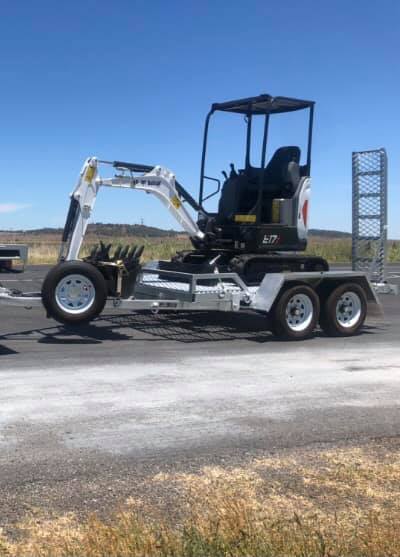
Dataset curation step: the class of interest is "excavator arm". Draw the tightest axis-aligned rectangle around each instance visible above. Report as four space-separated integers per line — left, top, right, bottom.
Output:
60 157 205 261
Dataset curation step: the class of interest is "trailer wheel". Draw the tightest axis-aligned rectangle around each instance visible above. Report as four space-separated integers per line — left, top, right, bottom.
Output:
42 261 107 325
271 285 320 340
320 283 367 337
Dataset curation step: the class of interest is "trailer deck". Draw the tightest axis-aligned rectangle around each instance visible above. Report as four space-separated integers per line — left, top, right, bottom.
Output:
0 265 382 321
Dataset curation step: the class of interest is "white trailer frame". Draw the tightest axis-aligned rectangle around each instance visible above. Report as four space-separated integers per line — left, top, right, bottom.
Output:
0 266 382 321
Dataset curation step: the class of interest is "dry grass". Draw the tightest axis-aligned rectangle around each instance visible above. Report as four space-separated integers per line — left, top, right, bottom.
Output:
0 233 191 265
1 232 399 265
2 440 400 556
307 236 400 263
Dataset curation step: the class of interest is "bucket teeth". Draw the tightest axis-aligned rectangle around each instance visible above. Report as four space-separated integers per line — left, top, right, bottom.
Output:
135 245 144 260
86 242 144 269
97 241 111 261
123 244 144 271
113 245 123 261
127 245 137 260
89 245 98 259
119 245 130 259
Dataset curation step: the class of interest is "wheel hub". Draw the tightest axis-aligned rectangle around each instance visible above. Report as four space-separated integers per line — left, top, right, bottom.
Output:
285 294 313 332
336 292 362 328
67 285 81 299
55 274 96 314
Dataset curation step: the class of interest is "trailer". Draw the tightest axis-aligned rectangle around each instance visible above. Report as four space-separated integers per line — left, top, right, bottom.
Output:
0 262 381 340
0 243 28 271
0 93 384 339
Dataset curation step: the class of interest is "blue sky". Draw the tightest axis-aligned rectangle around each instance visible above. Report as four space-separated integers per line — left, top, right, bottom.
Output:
0 0 399 237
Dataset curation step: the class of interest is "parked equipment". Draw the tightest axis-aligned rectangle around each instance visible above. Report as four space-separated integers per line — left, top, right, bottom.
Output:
0 94 381 339
0 243 28 271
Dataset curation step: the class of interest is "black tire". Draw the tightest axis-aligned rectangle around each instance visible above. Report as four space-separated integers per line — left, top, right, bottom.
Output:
271 284 320 340
319 283 367 337
41 261 107 325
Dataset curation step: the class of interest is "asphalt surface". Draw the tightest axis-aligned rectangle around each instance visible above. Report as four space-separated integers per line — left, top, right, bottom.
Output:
0 264 399 526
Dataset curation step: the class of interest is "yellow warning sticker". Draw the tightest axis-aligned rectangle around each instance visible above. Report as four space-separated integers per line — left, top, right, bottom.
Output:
171 195 181 209
84 165 95 182
234 214 256 223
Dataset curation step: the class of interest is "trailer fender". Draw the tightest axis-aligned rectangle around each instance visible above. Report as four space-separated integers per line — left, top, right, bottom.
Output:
251 271 384 318
251 273 286 313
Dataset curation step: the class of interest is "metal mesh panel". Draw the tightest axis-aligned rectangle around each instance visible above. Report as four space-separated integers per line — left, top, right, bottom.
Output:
141 273 243 295
352 149 387 282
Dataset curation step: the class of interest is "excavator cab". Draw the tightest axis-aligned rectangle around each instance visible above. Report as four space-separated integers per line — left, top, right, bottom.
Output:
197 94 315 253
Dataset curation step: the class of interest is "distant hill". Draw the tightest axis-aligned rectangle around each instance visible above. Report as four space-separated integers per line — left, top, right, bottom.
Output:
1 223 352 239
308 229 351 238
5 223 182 238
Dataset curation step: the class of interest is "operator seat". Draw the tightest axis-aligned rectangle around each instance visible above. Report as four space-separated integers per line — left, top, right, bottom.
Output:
262 146 301 197
218 171 248 221
233 146 301 216
217 146 301 223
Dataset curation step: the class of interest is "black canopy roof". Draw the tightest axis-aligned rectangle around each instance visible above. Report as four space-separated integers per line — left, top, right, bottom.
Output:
211 94 314 115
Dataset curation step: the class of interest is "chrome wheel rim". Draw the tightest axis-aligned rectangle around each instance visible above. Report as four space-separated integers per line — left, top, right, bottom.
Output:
285 293 314 332
335 291 362 328
55 274 95 314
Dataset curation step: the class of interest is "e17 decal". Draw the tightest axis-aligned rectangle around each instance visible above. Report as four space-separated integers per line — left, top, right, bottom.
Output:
262 234 280 245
